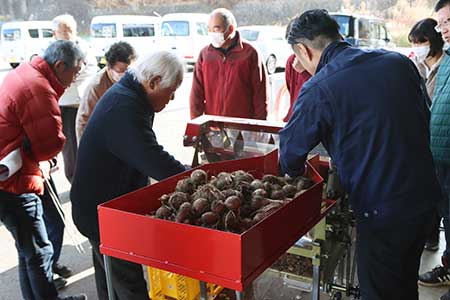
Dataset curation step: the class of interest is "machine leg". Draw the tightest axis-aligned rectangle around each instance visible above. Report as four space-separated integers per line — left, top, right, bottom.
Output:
236 291 244 300
200 281 208 300
104 255 116 300
312 264 320 300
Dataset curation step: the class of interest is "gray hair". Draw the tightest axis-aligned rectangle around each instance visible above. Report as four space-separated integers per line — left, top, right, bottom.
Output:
211 8 237 29
52 14 77 32
43 40 85 69
129 51 184 88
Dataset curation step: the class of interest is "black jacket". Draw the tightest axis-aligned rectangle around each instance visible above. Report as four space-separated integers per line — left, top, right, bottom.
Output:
71 72 186 241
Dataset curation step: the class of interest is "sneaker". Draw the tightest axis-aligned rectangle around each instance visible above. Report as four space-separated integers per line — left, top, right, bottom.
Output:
56 294 87 300
53 263 73 278
418 266 450 286
441 290 450 300
424 241 440 251
54 277 67 291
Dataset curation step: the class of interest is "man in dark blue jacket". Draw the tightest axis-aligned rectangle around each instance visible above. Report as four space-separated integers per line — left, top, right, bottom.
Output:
280 9 441 300
70 51 186 300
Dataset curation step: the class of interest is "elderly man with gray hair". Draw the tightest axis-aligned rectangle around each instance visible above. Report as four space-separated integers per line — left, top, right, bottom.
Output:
0 40 87 300
70 50 187 300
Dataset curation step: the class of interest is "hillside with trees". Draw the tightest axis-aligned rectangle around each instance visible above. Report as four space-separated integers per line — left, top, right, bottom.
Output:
0 0 439 45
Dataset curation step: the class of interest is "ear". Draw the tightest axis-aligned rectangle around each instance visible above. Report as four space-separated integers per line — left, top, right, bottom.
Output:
297 43 313 61
54 60 65 72
226 24 235 38
148 76 162 90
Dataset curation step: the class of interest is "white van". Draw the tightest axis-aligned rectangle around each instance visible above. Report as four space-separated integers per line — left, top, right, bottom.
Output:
90 15 161 66
160 13 210 68
1 21 53 68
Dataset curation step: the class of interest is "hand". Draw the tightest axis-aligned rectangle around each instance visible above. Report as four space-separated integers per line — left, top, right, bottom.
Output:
39 161 51 180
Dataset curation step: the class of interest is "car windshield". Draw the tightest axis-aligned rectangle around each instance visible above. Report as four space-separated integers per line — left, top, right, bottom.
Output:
331 15 351 37
240 29 259 41
3 28 20 41
161 21 189 36
123 24 155 37
91 23 117 38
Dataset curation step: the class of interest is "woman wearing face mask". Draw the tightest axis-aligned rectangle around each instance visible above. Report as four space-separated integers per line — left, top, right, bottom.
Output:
409 18 444 100
408 18 444 254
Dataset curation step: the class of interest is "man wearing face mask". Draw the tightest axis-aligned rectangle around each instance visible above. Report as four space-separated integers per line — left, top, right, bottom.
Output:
279 9 441 300
190 8 268 120
75 41 136 142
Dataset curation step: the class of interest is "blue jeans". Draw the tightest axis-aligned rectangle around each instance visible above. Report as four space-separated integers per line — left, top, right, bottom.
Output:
436 163 450 259
0 190 58 300
41 176 64 267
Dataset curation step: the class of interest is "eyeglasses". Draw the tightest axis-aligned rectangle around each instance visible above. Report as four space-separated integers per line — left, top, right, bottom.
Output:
435 17 450 32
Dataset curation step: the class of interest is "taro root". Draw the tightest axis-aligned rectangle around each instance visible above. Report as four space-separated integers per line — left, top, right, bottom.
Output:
250 179 264 191
252 188 267 198
272 184 282 191
159 194 170 205
168 192 189 210
239 204 253 218
225 196 241 211
262 182 272 193
155 205 173 219
211 200 226 215
296 177 314 191
176 178 195 194
282 184 297 198
251 195 266 210
222 189 244 201
190 169 208 186
216 172 234 190
253 202 283 223
240 218 254 231
270 189 285 200
262 174 286 186
224 211 239 231
175 202 192 223
192 198 210 215
192 184 225 202
234 181 253 201
201 212 219 225
231 170 255 184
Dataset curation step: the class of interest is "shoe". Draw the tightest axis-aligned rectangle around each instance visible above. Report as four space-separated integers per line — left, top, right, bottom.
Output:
56 294 87 300
424 241 440 251
419 265 450 286
53 263 73 278
441 290 450 300
54 277 67 290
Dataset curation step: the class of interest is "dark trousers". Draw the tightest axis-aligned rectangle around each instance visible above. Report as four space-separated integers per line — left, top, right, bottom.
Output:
356 211 433 300
436 163 450 259
0 190 58 300
89 239 148 300
60 106 78 183
41 176 65 267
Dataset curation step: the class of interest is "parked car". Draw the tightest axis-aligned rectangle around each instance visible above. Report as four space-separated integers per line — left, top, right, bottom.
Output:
1 20 53 68
238 25 291 74
90 15 161 67
160 13 210 68
329 13 396 49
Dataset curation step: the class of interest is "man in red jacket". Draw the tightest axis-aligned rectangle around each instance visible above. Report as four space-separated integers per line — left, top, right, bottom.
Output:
190 8 268 120
0 40 87 300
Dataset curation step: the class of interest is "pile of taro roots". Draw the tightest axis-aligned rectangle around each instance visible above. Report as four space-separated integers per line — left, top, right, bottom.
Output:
151 169 314 233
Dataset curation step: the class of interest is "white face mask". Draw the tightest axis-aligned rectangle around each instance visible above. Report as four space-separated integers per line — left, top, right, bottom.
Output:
412 45 430 63
208 32 225 48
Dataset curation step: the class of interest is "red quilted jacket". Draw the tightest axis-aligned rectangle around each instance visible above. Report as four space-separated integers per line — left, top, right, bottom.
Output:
0 57 66 195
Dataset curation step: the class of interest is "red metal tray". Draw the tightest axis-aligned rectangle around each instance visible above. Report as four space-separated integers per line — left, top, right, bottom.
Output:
98 151 325 291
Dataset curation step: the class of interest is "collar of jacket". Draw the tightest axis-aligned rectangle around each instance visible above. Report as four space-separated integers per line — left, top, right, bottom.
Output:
209 30 245 55
316 40 351 73
30 56 65 98
119 71 154 114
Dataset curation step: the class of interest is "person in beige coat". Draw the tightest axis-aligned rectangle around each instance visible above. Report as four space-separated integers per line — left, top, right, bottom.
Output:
76 42 136 143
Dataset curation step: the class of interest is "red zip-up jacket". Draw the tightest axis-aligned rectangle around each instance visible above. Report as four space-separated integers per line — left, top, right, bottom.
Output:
284 54 311 122
0 57 66 195
190 32 268 120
